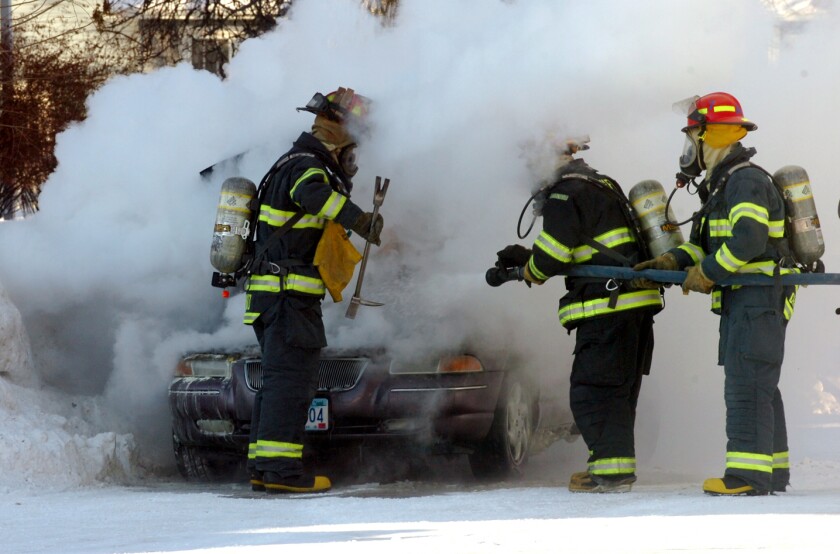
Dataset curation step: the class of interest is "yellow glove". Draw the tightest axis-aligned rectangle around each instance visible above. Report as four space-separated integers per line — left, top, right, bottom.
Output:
682 264 715 295
630 253 678 289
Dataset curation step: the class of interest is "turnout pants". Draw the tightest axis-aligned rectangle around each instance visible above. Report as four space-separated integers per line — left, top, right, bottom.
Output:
247 295 326 478
570 310 654 479
719 285 792 492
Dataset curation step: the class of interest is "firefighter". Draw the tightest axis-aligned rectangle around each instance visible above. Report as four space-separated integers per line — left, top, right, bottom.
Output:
244 87 383 493
498 138 664 493
633 92 794 495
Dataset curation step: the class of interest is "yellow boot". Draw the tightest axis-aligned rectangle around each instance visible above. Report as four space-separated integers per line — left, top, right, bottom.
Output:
703 476 768 496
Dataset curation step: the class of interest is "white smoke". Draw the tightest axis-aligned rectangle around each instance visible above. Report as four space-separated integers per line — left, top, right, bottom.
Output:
0 0 838 487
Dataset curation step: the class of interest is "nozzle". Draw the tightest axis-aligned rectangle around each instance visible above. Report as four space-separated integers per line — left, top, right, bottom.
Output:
485 266 525 287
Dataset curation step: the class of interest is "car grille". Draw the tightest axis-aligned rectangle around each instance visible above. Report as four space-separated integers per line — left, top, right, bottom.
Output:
244 357 369 392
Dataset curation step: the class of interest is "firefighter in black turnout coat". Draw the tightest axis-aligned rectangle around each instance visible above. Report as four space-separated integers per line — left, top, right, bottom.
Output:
244 88 383 493
498 139 663 493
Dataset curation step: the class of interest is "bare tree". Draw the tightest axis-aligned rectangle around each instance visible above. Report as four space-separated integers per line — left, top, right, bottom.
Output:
95 0 400 77
94 0 293 78
0 22 114 218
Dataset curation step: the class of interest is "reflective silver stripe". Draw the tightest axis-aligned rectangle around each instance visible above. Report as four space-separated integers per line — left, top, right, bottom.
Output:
317 191 347 220
559 290 663 325
260 206 324 229
572 227 633 263
534 231 572 263
730 203 769 226
290 168 328 199
708 219 731 237
726 451 773 474
767 220 785 237
588 457 636 476
678 242 705 264
714 243 746 273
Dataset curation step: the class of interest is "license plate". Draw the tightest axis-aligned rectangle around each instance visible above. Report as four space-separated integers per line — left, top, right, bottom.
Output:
305 398 329 431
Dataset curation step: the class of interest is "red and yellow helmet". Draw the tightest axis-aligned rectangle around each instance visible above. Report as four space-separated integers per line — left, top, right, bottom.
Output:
681 92 757 132
298 87 370 126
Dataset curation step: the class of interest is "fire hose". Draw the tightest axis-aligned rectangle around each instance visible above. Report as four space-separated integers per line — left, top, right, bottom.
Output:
485 264 840 287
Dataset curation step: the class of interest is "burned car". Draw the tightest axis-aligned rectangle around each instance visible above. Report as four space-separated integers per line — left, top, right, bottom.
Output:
168 346 578 481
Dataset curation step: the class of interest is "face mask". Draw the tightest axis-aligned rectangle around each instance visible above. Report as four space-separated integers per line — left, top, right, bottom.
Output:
679 131 704 177
338 145 358 177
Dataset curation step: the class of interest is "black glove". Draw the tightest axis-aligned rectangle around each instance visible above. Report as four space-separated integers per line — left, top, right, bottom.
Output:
497 244 532 268
351 211 384 246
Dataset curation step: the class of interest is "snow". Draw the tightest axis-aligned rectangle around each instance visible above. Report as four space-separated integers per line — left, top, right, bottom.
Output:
3 0 840 552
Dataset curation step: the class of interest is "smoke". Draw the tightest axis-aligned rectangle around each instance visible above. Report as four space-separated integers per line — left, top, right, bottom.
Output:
0 0 838 480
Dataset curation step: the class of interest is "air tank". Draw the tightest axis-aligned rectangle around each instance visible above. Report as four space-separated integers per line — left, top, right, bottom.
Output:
773 165 824 267
210 177 257 274
629 179 685 257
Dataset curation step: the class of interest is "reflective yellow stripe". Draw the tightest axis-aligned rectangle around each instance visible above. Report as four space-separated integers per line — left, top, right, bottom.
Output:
784 288 797 321
559 290 663 326
259 206 325 229
290 168 328 199
255 440 303 459
243 312 259 325
711 289 721 311
588 457 636 476
678 242 705 264
708 218 731 238
316 191 347 220
248 443 257 460
730 201 769 227
726 451 773 474
527 256 549 282
773 451 790 470
284 274 325 295
715 243 747 273
712 105 736 113
572 227 634 263
246 275 282 293
534 231 573 263
246 274 324 295
736 261 799 277
767 220 785 238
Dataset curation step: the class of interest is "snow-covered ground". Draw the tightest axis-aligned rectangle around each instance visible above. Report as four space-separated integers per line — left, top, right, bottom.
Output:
4 455 840 553
3 1 840 552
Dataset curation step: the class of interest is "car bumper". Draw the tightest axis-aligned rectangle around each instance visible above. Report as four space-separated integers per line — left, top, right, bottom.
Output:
169 363 507 451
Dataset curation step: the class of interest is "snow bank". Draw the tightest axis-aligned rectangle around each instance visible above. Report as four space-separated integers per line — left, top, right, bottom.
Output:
0 279 138 492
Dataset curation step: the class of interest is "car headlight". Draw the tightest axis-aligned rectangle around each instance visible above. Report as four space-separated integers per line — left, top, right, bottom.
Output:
437 355 483 373
175 355 234 378
389 354 484 374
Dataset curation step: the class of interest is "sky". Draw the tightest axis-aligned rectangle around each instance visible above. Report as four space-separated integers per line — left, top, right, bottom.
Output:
2 1 840 550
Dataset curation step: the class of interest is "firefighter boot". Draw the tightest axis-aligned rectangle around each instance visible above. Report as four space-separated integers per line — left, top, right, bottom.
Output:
569 473 635 493
263 472 332 494
569 471 590 487
249 470 265 492
703 475 769 496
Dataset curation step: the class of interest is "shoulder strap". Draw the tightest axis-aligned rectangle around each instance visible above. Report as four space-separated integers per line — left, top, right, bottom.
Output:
236 152 317 279
557 170 650 262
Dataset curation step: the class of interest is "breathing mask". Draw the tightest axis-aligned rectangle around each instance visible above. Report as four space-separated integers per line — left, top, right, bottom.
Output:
679 128 704 178
338 145 358 177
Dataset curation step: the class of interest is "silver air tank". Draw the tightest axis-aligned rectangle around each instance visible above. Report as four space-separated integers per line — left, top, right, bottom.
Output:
773 165 824 266
629 179 685 257
210 177 257 274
